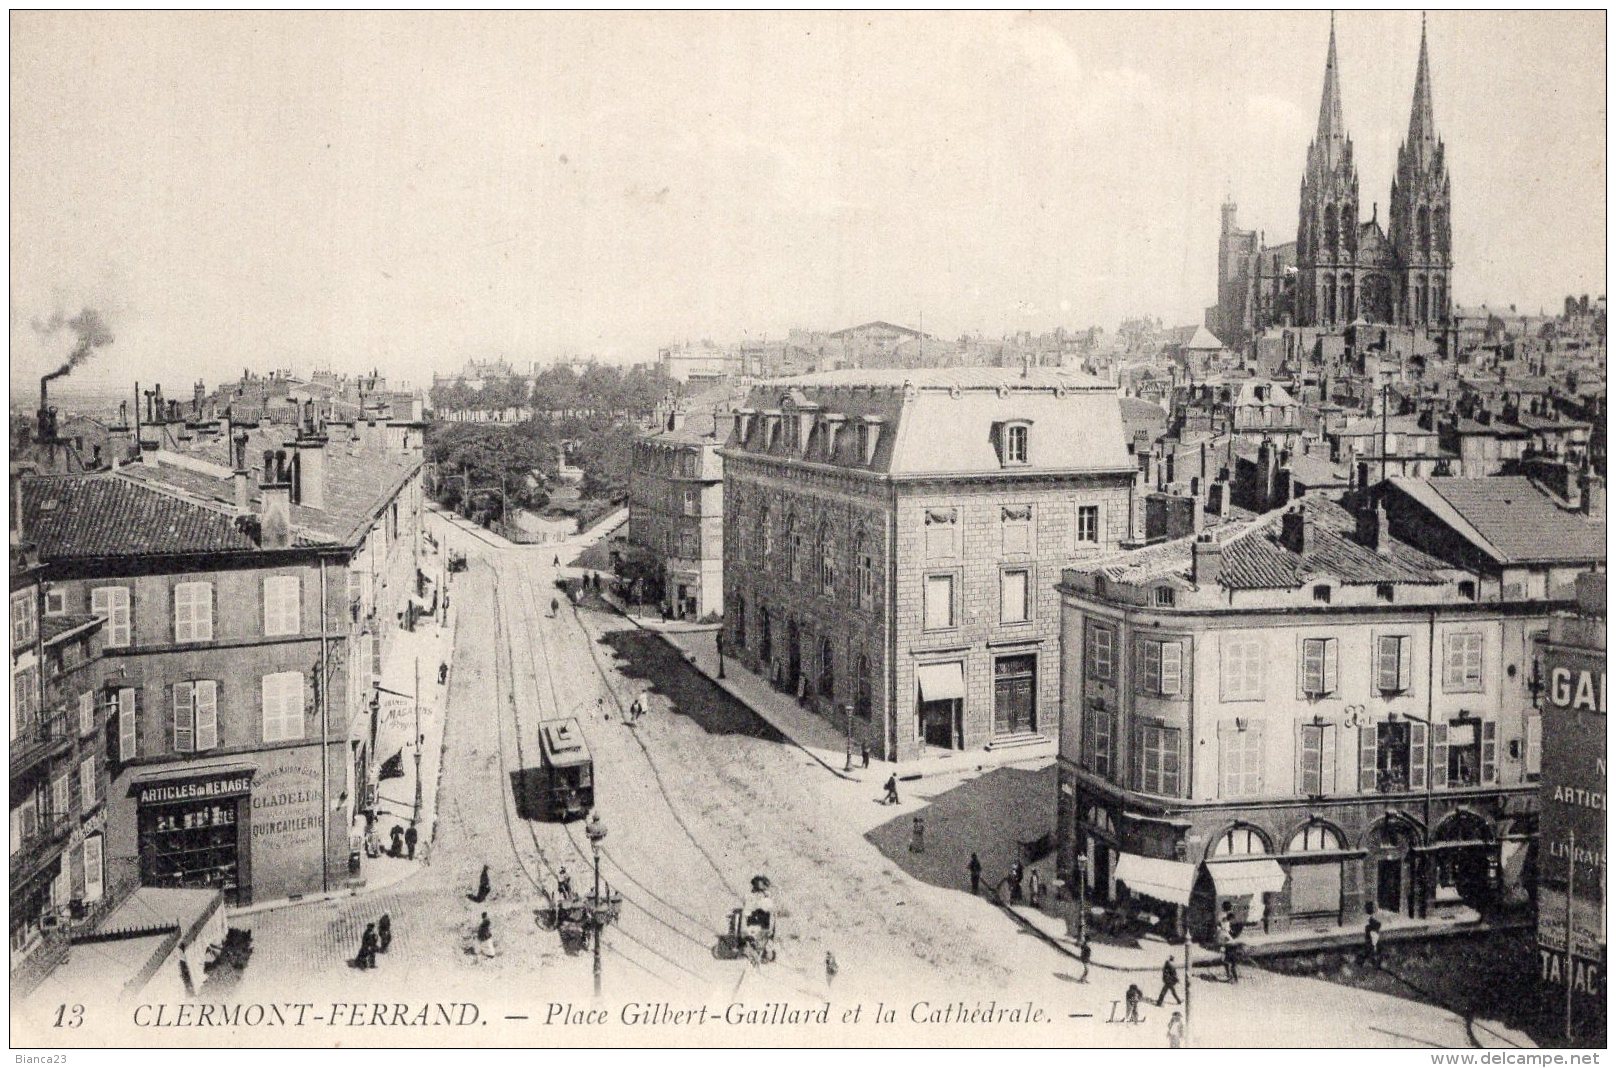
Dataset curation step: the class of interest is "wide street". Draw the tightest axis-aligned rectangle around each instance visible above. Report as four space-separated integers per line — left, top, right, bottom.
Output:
216 512 1501 1048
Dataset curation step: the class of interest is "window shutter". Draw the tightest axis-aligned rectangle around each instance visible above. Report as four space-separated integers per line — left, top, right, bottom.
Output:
195 681 219 751
1409 721 1428 789
172 682 195 753
1430 724 1449 788
118 687 137 762
1302 639 1323 694
1481 721 1498 783
1525 714 1543 775
1250 720 1265 793
1359 725 1377 791
1322 639 1339 695
1094 502 1108 546
1396 636 1412 692
82 835 103 903
1300 724 1321 795
1162 642 1183 696
1320 724 1336 794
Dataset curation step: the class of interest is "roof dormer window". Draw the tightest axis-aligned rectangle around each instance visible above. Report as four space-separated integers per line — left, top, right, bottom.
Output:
1001 421 1031 466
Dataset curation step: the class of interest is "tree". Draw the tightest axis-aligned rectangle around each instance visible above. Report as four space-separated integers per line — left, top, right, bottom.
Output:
532 365 581 415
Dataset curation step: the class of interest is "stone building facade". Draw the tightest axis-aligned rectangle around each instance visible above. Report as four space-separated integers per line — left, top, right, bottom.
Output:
720 369 1134 762
626 410 727 620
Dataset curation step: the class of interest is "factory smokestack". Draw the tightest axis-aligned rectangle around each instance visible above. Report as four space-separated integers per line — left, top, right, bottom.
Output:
34 307 115 442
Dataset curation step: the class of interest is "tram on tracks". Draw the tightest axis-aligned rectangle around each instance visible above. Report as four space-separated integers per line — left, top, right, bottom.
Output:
536 717 594 821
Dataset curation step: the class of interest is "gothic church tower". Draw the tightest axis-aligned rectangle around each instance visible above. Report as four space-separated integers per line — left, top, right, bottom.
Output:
1389 16 1453 327
1296 16 1361 328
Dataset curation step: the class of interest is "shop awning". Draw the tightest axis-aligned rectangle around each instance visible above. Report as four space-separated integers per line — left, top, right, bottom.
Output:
1114 853 1197 906
1205 858 1287 898
916 662 965 702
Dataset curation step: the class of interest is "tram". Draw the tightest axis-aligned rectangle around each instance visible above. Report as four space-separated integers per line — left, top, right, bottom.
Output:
536 717 594 821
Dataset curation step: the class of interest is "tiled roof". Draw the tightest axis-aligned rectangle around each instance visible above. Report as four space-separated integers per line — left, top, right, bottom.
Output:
1390 476 1606 564
1085 496 1450 590
22 475 260 559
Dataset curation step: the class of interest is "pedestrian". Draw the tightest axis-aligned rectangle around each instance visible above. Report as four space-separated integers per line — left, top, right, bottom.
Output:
470 864 491 903
1215 904 1233 948
860 743 870 769
1363 906 1382 965
405 823 419 861
1009 860 1025 904
389 824 405 858
1167 1011 1185 1049
553 555 560 567
1077 935 1091 982
550 597 558 617
909 814 925 854
968 852 982 895
825 951 838 987
377 913 393 953
358 922 379 970
556 866 573 901
1156 956 1181 1006
438 661 449 685
1028 868 1044 908
716 631 726 679
476 912 492 942
1124 983 1144 1024
882 774 899 806
1222 941 1240 983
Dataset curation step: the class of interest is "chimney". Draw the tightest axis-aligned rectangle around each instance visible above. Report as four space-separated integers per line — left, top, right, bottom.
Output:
1258 437 1279 506
232 432 251 511
1191 533 1223 588
1192 493 1205 534
1581 473 1605 523
293 424 327 512
1280 506 1306 553
668 409 686 432
711 409 736 442
1357 501 1390 553
193 380 205 416
259 449 293 549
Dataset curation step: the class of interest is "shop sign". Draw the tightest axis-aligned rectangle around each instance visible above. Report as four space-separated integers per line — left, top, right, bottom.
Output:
137 772 253 806
1539 946 1605 996
1537 886 1605 960
251 764 323 853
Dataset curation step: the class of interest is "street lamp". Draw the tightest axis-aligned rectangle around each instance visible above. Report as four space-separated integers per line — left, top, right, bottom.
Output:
843 703 854 772
583 810 619 998
1073 852 1088 944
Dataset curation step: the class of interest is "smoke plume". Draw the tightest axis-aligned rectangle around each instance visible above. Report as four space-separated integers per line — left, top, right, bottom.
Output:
34 307 115 380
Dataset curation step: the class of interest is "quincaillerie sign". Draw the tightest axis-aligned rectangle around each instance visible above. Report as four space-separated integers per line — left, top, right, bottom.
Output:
137 772 254 806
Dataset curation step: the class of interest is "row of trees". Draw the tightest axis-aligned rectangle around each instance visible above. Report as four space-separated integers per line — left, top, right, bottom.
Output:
429 362 674 419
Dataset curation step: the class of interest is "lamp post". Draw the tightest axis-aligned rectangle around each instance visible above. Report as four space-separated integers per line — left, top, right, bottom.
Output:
843 704 854 772
1073 852 1088 944
584 811 612 998
716 630 726 679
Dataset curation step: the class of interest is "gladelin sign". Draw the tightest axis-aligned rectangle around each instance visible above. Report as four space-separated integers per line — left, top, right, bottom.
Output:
1536 644 1606 997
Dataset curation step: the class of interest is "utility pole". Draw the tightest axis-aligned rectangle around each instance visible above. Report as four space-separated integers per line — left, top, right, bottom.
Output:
843 704 853 772
412 658 422 828
1565 827 1576 1045
1380 371 1390 485
1183 924 1193 1047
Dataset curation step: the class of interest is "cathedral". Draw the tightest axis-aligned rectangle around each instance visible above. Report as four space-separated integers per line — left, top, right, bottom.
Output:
1208 16 1454 352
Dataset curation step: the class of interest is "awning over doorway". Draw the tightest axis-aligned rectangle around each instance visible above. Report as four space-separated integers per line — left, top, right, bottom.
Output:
1114 853 1197 905
916 662 965 702
1205 858 1287 897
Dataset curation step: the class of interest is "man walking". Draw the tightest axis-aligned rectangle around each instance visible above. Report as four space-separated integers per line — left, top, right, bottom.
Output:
438 661 449 685
405 823 419 861
1077 935 1091 982
860 743 870 769
1028 868 1044 908
1156 957 1181 1006
883 775 899 806
1124 983 1144 1024
389 824 405 858
968 852 982 895
377 913 393 954
357 923 379 970
1222 941 1240 983
470 864 491 903
1363 906 1382 965
1009 860 1025 904
909 814 925 854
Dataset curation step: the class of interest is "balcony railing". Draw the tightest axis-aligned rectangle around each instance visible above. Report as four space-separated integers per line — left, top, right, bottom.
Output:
9 811 75 882
9 711 74 775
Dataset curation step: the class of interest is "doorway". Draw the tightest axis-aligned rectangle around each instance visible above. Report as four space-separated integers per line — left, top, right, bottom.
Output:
1376 856 1404 914
919 699 959 748
993 654 1037 735
786 619 801 693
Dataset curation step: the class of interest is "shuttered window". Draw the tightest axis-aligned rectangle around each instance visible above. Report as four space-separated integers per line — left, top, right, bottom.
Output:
1086 704 1113 778
1358 725 1377 792
1481 721 1498 783
264 575 302 636
1221 636 1265 701
173 582 213 642
90 586 131 648
1443 632 1484 692
78 690 96 735
1086 622 1115 682
1219 723 1264 798
1299 723 1336 795
82 835 103 903
262 672 305 743
173 684 195 753
115 687 137 762
79 755 98 806
1138 723 1182 796
1301 638 1339 696
1408 721 1429 789
1138 639 1183 697
1525 714 1543 779
1375 635 1412 693
1431 724 1450 788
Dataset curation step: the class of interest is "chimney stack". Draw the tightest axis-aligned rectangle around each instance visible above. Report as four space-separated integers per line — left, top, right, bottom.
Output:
259 449 293 549
1581 473 1605 523
232 432 251 511
1357 501 1390 553
1280 506 1306 553
1191 533 1223 589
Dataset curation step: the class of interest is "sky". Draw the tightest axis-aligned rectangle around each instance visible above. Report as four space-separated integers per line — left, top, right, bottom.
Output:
8 10 1607 395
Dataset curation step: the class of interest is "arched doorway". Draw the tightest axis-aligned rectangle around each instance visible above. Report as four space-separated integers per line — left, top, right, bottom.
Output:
1285 822 1348 925
1430 810 1495 910
1365 815 1422 917
786 619 801 693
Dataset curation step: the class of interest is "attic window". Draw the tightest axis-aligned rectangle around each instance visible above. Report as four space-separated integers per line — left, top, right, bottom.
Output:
1001 421 1031 466
1153 587 1176 608
1376 584 1395 603
1312 584 1332 604
1458 580 1477 601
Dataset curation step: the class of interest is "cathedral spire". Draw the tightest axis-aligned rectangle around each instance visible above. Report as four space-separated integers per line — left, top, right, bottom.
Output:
1406 13 1438 160
1314 12 1346 155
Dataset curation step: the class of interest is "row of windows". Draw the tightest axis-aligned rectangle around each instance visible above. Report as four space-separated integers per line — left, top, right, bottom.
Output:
65 576 304 650
1085 623 1492 701
727 600 874 717
109 671 307 761
9 754 99 856
1082 710 1529 799
923 568 1037 631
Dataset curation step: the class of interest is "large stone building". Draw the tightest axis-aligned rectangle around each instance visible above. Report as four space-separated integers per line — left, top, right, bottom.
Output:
17 405 425 909
626 404 732 620
721 368 1135 762
1055 478 1603 941
1209 17 1454 350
